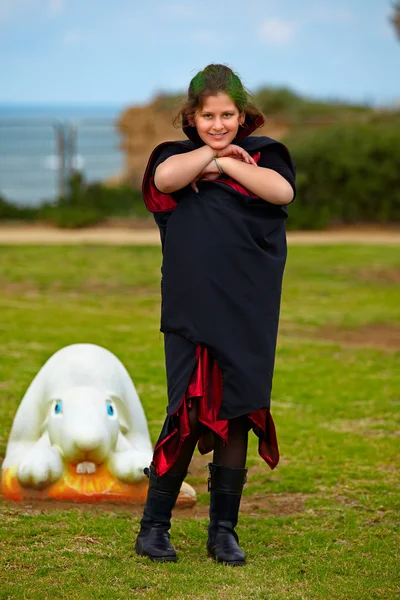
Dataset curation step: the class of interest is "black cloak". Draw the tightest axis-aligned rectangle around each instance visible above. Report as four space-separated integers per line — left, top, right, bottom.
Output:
142 115 296 422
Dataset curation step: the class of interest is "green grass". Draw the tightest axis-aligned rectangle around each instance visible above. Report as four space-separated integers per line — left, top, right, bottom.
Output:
0 244 399 600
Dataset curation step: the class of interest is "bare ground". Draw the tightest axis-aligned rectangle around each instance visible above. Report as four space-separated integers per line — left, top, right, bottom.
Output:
0 454 305 518
315 323 400 351
280 322 400 352
0 493 306 519
0 224 399 245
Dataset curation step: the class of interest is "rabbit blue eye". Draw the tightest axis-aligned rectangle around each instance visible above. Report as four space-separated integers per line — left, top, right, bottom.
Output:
54 401 63 415
106 401 114 416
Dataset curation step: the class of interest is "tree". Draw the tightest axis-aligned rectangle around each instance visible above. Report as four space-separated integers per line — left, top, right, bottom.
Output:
391 2 400 39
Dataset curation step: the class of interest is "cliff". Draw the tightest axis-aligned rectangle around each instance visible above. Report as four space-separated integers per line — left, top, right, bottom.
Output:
116 95 289 187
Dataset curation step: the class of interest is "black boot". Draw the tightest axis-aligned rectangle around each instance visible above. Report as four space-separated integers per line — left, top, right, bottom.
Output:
207 463 248 566
134 464 186 562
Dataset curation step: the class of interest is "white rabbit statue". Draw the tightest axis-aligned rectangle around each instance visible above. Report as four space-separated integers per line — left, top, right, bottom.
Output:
1 344 196 506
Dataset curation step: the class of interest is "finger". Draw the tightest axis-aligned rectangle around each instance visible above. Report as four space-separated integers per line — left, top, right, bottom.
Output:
241 151 252 163
243 153 257 165
190 181 199 193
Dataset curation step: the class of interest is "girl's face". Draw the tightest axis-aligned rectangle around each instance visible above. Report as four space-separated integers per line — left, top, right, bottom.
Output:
193 93 244 150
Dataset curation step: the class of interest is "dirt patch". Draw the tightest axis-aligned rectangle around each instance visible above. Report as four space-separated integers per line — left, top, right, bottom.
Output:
280 322 400 351
0 454 305 519
0 280 156 297
1 225 399 245
241 493 305 516
0 492 305 519
0 225 161 246
315 323 400 351
173 491 305 518
340 267 400 286
321 417 400 437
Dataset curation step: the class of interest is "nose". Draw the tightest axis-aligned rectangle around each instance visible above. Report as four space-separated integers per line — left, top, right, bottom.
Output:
72 435 108 464
74 435 103 452
212 117 224 131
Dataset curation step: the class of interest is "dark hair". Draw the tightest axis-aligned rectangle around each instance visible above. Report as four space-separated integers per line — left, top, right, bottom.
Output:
173 64 264 128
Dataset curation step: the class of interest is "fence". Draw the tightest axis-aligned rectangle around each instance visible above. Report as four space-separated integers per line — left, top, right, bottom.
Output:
0 120 123 206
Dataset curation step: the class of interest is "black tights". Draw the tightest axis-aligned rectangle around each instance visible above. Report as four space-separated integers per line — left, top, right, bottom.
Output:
169 401 248 474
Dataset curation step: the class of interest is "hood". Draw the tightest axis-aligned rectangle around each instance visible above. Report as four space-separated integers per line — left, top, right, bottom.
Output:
182 112 265 145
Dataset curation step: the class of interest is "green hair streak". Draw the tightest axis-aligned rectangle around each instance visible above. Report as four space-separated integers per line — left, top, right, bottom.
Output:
189 65 247 112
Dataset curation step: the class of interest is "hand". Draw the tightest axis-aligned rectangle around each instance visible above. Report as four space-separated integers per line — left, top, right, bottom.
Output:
190 145 256 192
191 171 221 193
190 158 221 192
216 144 257 165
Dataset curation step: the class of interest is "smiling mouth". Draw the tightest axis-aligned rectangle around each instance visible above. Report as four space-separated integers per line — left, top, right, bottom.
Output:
210 133 227 138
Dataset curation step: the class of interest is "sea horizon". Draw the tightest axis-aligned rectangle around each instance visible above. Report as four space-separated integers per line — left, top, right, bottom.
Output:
0 103 126 205
0 102 128 121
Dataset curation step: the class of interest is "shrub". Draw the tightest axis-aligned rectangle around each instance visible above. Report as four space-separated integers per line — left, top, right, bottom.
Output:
0 174 149 228
38 174 149 228
60 173 148 218
0 196 38 221
285 122 400 229
38 205 103 229
254 87 370 123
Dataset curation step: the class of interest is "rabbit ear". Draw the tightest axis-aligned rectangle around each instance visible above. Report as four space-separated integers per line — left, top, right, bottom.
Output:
108 394 129 434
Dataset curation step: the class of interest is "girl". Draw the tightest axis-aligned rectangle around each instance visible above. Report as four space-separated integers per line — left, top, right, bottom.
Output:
135 64 296 566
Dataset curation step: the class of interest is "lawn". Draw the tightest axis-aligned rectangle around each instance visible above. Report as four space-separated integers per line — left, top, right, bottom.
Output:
0 244 399 600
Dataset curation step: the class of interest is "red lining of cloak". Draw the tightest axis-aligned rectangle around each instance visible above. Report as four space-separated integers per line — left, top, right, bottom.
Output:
152 345 279 477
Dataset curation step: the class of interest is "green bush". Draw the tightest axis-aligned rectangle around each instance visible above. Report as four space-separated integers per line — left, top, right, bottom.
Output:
0 174 149 228
0 196 38 221
285 122 400 229
254 87 370 123
52 173 148 220
38 204 103 229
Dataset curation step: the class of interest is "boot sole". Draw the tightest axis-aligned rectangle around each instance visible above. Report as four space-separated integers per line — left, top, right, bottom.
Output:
134 542 177 562
207 549 245 567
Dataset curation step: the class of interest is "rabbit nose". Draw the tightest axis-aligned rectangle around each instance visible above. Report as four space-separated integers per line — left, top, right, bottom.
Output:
74 435 103 452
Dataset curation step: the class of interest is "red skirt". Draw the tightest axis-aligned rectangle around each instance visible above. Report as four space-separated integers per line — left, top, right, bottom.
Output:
153 345 279 476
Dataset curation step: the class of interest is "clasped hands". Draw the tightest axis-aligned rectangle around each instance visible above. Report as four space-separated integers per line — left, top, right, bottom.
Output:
190 144 257 193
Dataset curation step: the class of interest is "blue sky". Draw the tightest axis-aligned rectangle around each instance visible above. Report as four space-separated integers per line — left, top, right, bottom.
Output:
1 0 398 107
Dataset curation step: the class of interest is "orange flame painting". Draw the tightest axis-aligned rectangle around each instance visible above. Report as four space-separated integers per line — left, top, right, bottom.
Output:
1 464 196 507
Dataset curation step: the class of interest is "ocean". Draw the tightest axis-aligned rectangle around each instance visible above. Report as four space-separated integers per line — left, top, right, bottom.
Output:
0 104 127 206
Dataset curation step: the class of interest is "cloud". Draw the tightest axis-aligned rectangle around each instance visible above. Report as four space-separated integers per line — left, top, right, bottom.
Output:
48 0 63 17
312 7 353 23
190 28 232 47
63 29 93 47
0 0 36 23
259 19 295 45
192 29 219 44
163 3 201 18
0 0 63 23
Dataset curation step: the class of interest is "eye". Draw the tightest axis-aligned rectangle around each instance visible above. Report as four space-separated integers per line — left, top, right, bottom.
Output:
106 400 114 416
223 113 234 117
54 401 63 415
